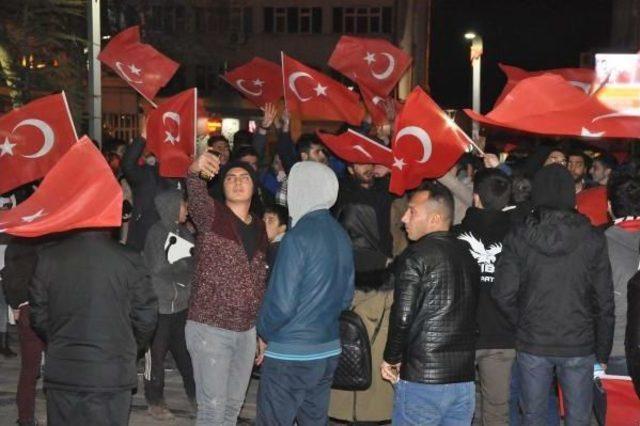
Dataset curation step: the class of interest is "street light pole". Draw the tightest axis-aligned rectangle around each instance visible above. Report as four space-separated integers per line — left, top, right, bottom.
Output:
465 32 483 142
88 0 102 149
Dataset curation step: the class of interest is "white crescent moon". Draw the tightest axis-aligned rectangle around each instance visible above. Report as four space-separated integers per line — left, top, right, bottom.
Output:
395 126 432 164
115 61 143 84
162 111 181 127
15 119 55 159
592 109 640 122
353 145 373 159
569 81 590 93
371 53 396 80
236 79 263 97
288 71 314 102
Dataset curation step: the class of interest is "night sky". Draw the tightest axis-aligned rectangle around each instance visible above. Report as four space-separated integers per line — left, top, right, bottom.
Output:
429 0 615 112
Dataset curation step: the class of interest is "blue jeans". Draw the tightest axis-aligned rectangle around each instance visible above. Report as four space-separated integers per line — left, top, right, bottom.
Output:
510 360 560 425
392 380 475 425
517 352 594 426
256 356 339 425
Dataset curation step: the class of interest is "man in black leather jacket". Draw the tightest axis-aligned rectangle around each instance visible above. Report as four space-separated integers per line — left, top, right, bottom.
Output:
382 181 479 425
493 164 614 426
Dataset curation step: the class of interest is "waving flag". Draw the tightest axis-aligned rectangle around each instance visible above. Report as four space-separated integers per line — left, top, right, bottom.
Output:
390 87 471 195
146 88 196 178
317 129 393 167
282 53 365 126
98 26 179 103
0 136 122 237
329 36 411 96
223 57 283 107
0 92 77 194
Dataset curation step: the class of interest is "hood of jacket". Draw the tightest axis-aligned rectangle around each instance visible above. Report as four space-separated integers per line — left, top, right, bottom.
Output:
459 207 512 241
154 189 183 229
521 208 592 256
288 161 338 226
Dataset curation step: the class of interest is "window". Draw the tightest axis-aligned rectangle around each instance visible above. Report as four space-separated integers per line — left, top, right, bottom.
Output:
228 6 253 34
264 7 322 34
104 113 140 143
149 6 188 34
333 7 392 34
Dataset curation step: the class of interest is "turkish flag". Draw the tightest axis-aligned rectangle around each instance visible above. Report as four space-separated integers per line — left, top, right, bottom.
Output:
495 63 595 106
98 26 179 103
576 185 609 226
0 136 122 237
390 87 471 195
316 129 393 167
329 35 411 96
360 84 402 126
146 88 196 178
223 57 283 107
465 74 640 139
282 54 365 126
599 376 640 426
0 92 78 195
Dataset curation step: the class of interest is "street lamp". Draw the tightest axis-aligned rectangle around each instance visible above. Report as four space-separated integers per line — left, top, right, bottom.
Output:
465 32 483 142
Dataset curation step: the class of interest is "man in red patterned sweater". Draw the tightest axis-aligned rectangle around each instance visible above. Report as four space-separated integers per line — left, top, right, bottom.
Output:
185 151 269 426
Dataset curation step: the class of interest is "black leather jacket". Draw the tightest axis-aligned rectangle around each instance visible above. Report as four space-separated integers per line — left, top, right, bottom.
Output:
384 231 479 384
626 270 640 398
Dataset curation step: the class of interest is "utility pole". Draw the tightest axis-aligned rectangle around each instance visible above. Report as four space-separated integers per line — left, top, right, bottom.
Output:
398 0 414 100
88 0 102 148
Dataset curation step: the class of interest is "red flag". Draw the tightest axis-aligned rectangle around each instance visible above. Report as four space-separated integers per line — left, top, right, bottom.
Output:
600 376 640 426
465 74 640 139
282 54 365 126
146 88 196 178
223 57 283 107
0 136 122 237
360 84 402 126
390 87 471 196
576 185 609 226
98 26 179 103
495 63 595 106
0 92 78 195
329 35 411 96
316 129 393 167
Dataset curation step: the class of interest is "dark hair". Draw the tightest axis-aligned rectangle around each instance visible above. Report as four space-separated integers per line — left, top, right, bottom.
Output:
473 169 512 211
608 172 640 218
511 175 532 204
297 133 323 155
593 153 618 171
568 150 591 169
208 135 229 146
233 130 253 147
264 204 289 229
412 180 454 223
231 145 259 162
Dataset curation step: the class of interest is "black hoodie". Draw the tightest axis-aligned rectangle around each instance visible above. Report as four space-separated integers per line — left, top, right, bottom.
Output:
455 207 515 349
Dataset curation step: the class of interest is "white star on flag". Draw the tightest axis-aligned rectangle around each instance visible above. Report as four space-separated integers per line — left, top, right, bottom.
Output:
393 157 406 170
364 52 376 65
0 138 16 157
22 209 46 223
128 64 142 76
164 131 179 145
313 83 328 97
252 78 264 87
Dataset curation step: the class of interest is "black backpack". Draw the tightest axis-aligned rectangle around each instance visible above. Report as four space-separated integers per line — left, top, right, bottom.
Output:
332 310 372 391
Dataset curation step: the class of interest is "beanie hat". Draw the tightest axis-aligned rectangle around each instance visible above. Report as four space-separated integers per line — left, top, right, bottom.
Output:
214 160 259 201
532 164 576 210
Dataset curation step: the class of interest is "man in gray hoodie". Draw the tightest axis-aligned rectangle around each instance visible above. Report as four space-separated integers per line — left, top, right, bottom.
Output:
143 188 196 420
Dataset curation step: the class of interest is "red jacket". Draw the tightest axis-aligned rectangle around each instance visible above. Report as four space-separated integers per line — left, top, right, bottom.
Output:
186 173 268 331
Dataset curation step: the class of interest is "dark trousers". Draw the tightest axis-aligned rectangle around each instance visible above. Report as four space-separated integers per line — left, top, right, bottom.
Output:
517 351 594 426
256 355 339 426
16 306 45 423
143 310 195 405
46 388 131 426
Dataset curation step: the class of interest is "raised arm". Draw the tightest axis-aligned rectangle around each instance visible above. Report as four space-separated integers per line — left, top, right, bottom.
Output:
186 152 221 232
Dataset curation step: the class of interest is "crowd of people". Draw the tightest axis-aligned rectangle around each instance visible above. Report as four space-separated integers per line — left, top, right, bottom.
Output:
1 100 640 426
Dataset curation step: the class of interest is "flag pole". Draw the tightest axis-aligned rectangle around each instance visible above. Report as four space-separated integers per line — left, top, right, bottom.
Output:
87 0 102 149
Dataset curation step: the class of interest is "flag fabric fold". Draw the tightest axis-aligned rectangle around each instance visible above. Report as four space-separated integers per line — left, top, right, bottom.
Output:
222 57 283 107
316 128 393 167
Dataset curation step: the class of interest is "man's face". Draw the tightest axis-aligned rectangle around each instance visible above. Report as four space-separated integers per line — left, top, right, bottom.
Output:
349 163 375 186
223 167 254 203
544 150 567 167
210 140 230 165
240 154 259 172
567 155 587 182
263 212 286 242
590 160 609 185
401 191 433 241
301 143 328 165
178 200 188 224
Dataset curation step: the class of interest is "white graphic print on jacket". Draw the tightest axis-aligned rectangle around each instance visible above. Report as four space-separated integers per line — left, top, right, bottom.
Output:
458 232 502 282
